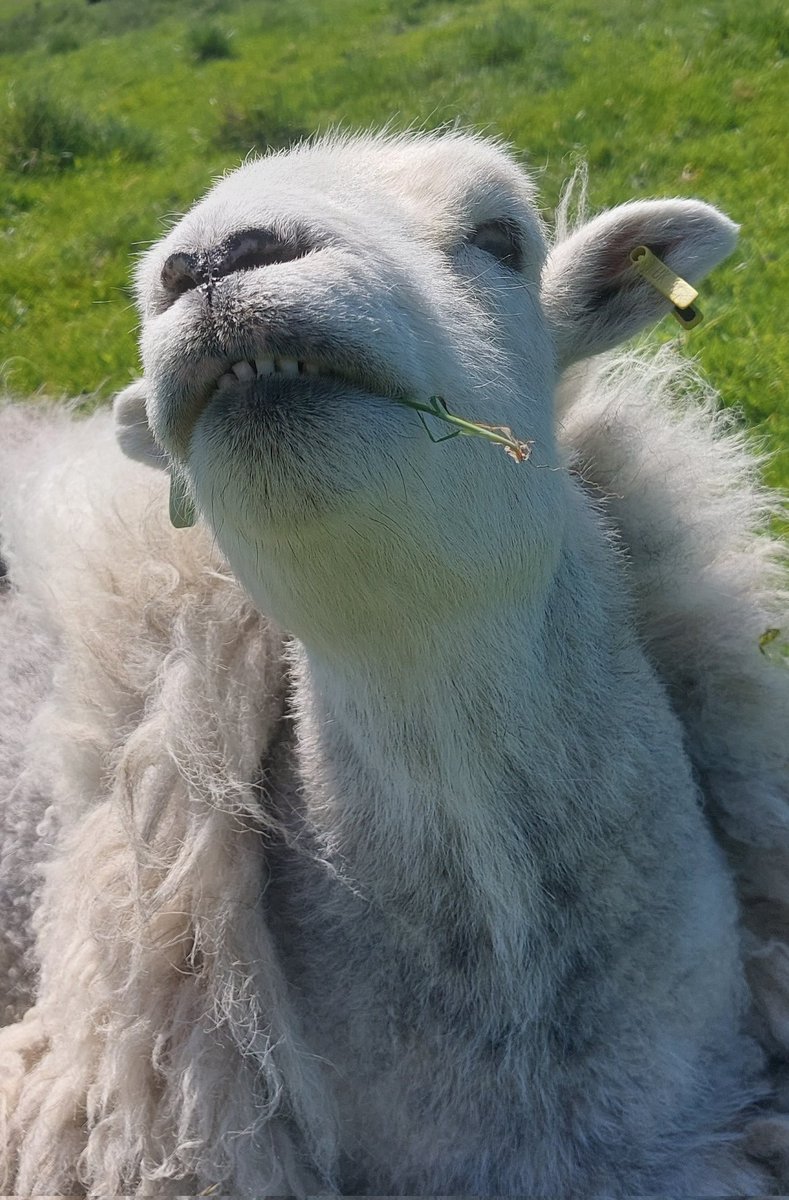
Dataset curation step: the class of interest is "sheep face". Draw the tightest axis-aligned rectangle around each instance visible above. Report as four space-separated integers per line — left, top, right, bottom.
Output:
134 130 737 653
135 133 564 650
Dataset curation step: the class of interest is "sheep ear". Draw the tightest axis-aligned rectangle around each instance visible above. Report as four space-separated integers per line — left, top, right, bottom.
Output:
113 379 168 470
540 199 738 370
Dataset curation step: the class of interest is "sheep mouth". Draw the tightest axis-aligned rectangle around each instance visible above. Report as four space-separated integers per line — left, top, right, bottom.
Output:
210 350 394 413
171 350 393 455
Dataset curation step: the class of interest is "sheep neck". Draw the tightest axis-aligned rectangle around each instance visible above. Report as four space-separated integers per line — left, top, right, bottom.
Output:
284 527 642 944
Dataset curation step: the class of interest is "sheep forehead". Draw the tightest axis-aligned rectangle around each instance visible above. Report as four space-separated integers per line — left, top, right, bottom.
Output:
198 130 547 259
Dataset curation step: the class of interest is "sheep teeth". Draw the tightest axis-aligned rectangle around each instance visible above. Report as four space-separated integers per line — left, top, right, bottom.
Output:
222 356 322 383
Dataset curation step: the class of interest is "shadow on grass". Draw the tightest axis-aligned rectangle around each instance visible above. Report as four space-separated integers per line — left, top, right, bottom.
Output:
0 0 232 56
188 22 235 62
215 98 309 155
466 5 568 83
0 90 156 174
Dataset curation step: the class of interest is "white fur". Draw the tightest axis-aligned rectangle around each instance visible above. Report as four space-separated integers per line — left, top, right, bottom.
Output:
0 130 787 1196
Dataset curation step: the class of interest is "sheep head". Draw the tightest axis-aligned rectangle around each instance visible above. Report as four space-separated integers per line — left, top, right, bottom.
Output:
125 132 736 655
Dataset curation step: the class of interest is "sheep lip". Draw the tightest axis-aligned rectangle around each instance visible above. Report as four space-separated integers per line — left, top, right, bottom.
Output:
170 352 391 453
159 346 399 460
203 351 397 409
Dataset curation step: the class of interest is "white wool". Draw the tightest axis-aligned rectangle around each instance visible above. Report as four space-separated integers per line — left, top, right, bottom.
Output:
0 410 333 1192
561 347 789 1058
0 130 787 1196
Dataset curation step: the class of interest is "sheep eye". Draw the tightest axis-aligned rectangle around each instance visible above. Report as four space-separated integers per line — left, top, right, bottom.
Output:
468 220 522 270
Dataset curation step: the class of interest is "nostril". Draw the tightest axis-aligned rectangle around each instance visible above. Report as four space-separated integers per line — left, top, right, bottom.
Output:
160 228 312 301
161 251 205 296
220 228 311 275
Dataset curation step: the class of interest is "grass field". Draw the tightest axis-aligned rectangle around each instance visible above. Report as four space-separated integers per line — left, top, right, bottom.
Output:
1 0 787 481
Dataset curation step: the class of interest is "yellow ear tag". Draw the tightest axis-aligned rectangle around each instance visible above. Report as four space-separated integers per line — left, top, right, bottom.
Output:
169 470 197 529
630 245 703 329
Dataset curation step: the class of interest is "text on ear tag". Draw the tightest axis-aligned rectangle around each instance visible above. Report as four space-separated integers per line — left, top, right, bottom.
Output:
630 245 703 329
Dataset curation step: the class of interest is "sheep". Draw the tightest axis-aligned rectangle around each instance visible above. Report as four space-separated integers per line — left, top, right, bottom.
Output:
1 128 788 1196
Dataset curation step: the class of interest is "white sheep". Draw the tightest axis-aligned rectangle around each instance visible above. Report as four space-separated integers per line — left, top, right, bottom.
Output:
1 130 788 1196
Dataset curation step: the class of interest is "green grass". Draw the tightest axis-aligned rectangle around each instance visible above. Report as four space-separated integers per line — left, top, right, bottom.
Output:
188 23 235 62
1 88 156 172
0 0 787 484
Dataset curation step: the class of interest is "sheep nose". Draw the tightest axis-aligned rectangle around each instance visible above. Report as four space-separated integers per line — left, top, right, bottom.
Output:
161 251 204 295
160 228 311 296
